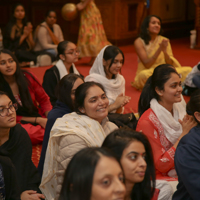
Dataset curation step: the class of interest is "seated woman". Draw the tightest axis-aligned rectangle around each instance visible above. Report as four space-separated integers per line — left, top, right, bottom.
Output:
102 128 174 200
43 41 82 106
38 73 84 176
40 82 118 199
0 49 52 145
34 10 64 61
131 15 192 90
59 147 126 200
0 91 44 200
85 45 131 113
173 89 200 200
3 3 37 66
136 64 196 192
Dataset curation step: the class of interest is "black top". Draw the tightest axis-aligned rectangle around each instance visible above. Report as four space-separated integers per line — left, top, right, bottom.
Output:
0 124 41 195
173 125 200 200
38 100 72 176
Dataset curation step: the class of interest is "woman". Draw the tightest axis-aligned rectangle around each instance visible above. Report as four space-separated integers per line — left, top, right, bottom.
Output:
43 40 82 106
38 73 84 176
3 3 37 65
102 128 161 200
0 49 52 145
40 82 118 199
76 0 110 65
137 64 196 191
85 45 131 113
173 89 200 200
0 91 44 200
59 147 126 200
34 10 64 61
132 15 192 90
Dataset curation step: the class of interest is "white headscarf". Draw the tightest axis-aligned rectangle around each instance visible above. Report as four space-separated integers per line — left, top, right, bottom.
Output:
56 59 80 79
85 46 125 106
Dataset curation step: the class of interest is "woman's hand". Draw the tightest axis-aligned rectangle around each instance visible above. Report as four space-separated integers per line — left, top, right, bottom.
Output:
76 2 84 11
179 115 197 137
36 117 47 129
114 93 131 109
21 190 45 200
159 39 168 52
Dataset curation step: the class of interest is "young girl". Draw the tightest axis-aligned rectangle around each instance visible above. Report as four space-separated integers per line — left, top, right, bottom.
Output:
0 91 44 200
173 89 200 200
0 49 52 144
43 41 82 106
85 45 131 113
59 147 126 200
137 64 196 192
38 74 84 176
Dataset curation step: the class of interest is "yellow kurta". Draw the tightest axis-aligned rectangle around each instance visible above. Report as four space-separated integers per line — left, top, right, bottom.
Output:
131 36 192 90
77 0 110 57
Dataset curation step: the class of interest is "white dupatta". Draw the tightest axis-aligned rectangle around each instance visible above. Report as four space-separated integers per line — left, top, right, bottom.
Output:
150 96 186 145
85 46 125 106
56 59 80 79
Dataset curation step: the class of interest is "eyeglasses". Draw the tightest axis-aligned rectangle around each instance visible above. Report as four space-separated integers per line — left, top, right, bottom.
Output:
0 103 18 117
65 49 80 56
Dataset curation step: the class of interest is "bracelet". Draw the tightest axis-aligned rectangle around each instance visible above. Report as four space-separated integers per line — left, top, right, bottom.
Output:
35 117 37 124
177 138 180 142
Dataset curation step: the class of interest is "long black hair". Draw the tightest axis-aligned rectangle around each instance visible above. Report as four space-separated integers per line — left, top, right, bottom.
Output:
138 64 179 117
140 15 162 45
186 89 200 123
0 49 39 115
102 128 155 200
56 74 84 110
59 147 123 200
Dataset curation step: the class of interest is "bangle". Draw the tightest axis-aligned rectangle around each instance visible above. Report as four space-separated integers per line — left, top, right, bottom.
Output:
35 117 37 124
177 138 180 142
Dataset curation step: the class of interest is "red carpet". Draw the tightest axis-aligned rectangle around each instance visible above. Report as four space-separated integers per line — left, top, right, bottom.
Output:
29 37 200 167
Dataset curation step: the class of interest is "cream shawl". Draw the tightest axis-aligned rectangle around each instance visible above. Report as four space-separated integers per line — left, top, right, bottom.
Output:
40 112 116 199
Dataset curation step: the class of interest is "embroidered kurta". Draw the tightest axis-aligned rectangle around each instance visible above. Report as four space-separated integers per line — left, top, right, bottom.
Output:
137 108 177 181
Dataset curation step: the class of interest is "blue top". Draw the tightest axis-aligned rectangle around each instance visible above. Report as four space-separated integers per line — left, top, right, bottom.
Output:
38 100 72 176
173 125 200 200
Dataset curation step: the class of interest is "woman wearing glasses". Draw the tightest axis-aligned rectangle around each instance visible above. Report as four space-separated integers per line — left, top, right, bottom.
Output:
0 91 44 200
0 49 52 145
43 41 83 106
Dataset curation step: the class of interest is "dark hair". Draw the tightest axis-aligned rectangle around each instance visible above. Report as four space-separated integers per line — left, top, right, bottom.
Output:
102 128 155 200
103 46 124 79
0 91 9 98
138 64 179 117
74 82 106 114
140 15 162 45
0 49 39 114
56 74 84 110
10 3 27 26
45 9 56 18
59 147 123 200
186 89 200 123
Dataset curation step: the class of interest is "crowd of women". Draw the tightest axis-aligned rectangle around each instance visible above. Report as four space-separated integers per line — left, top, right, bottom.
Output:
0 5 199 200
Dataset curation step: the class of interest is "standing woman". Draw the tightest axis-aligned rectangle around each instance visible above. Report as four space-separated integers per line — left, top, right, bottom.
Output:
132 15 192 90
137 64 196 191
76 0 110 65
85 45 131 113
0 49 52 145
43 41 82 106
34 10 64 61
3 3 36 65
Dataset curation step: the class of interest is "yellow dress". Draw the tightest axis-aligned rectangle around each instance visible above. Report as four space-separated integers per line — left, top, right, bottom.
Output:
131 36 192 90
77 0 110 57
